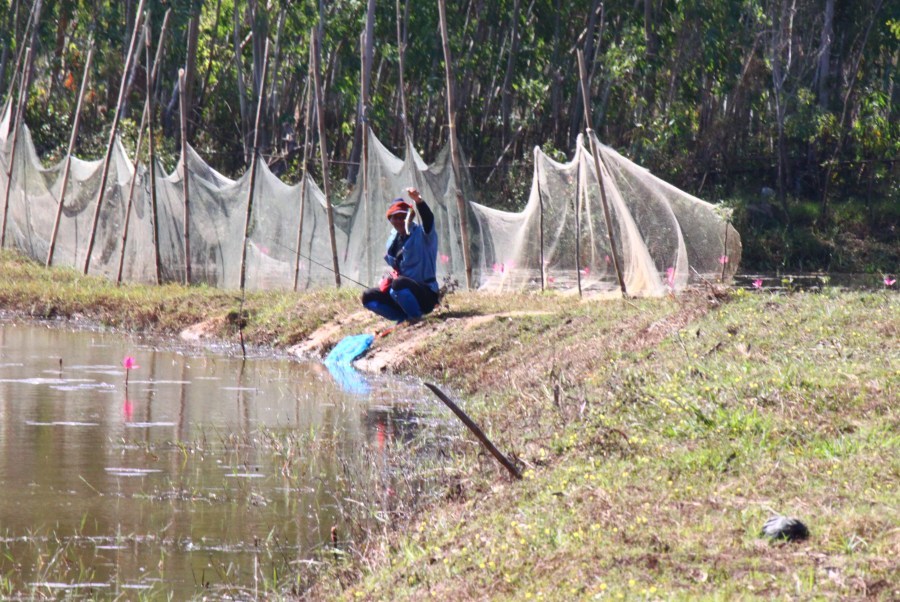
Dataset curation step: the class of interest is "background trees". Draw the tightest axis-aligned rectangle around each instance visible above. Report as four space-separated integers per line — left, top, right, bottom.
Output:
1 0 897 272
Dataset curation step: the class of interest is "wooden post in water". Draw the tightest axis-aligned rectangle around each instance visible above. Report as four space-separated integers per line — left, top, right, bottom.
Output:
424 383 522 480
47 45 94 267
577 49 626 297
311 27 341 287
0 47 31 248
83 0 146 274
437 0 473 289
238 40 269 292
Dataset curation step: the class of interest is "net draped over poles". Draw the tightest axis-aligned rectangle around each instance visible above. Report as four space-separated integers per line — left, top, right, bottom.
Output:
0 107 740 294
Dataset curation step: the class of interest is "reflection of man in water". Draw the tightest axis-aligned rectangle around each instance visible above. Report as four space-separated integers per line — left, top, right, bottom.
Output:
361 187 439 324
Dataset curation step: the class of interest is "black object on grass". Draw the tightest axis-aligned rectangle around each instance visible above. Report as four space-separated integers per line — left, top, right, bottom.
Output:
761 516 809 542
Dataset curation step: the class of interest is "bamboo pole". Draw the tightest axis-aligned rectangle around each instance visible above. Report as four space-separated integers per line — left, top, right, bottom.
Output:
576 49 626 296
360 32 372 286
147 9 171 285
535 147 545 291
311 27 341 287
424 383 522 480
575 156 583 297
437 0 474 289
178 67 191 284
0 47 31 248
46 46 94 267
83 0 147 274
292 66 314 291
116 13 169 284
238 39 269 292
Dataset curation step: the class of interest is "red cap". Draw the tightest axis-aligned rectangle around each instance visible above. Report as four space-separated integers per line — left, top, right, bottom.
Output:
386 200 414 219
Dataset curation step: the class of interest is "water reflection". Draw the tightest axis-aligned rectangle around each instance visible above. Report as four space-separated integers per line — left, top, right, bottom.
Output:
0 322 443 598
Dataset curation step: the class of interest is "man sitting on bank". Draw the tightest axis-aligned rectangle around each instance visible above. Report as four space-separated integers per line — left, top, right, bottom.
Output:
361 187 439 324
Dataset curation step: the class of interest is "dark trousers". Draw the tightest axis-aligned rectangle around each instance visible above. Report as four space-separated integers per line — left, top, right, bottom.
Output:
361 276 438 322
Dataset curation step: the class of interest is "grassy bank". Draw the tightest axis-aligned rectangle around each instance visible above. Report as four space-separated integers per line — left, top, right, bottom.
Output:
1 250 897 600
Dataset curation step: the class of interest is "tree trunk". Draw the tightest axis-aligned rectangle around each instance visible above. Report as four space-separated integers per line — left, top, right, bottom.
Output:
346 0 375 185
500 0 520 143
183 4 202 139
814 0 835 109
233 1 249 163
568 0 602 147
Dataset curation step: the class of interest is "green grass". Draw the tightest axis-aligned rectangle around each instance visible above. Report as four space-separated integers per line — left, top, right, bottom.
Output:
0 250 897 600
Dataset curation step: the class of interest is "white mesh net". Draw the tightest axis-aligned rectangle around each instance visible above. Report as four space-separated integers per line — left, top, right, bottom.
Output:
0 106 740 295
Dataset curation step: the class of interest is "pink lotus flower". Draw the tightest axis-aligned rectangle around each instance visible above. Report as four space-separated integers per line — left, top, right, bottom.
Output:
666 267 675 288
752 279 763 289
719 255 729 265
122 356 139 387
439 253 450 264
885 276 896 287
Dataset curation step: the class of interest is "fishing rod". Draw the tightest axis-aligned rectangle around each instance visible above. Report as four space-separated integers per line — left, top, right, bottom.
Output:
259 237 372 289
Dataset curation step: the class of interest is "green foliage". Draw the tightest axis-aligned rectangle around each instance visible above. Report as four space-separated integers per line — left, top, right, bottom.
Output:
1 0 897 273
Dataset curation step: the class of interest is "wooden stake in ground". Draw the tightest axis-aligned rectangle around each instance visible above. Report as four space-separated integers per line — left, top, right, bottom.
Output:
536 147 545 291
577 49 626 297
424 382 522 480
83 0 147 274
0 47 31 248
311 27 341 288
437 0 473 289
47 45 94 267
238 39 269 292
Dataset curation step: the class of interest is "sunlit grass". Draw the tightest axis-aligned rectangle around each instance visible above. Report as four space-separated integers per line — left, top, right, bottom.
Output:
1 250 897 599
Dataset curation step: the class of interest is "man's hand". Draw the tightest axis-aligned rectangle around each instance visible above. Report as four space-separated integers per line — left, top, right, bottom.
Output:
406 187 423 204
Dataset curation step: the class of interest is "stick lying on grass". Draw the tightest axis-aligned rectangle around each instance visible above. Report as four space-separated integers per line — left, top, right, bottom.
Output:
424 382 522 480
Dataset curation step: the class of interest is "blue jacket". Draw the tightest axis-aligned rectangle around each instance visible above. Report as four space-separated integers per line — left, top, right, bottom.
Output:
385 203 439 293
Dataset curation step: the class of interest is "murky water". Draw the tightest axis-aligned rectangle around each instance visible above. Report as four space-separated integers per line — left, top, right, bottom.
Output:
0 322 441 599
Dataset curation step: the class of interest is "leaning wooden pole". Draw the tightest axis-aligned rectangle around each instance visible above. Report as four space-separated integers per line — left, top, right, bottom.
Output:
147 9 172 285
238 39 269 292
311 27 341 287
83 0 147 274
46 45 94 267
178 68 192 284
117 12 169 285
577 49 626 296
424 383 522 480
292 68 314 291
360 32 372 286
0 47 31 248
437 0 474 289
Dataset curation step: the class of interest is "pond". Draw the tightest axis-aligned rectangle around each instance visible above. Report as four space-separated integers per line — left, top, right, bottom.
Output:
0 322 449 599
